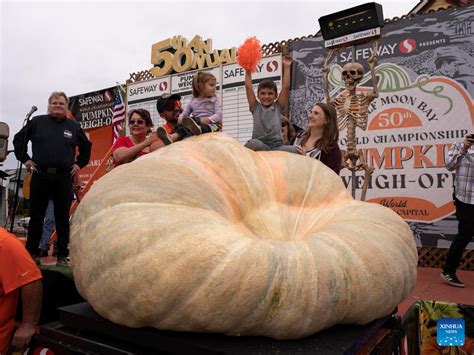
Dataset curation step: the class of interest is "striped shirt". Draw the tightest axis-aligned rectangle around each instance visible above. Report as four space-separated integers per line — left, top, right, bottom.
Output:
445 141 474 204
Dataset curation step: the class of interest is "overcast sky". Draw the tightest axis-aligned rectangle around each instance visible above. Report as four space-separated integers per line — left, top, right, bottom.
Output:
1 0 415 169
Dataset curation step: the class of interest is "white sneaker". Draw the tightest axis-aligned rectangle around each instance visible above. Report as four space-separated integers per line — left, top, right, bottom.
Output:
157 127 172 145
56 257 70 267
440 271 465 288
182 116 202 135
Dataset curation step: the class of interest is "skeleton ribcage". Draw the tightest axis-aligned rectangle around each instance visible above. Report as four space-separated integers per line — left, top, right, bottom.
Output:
335 95 370 131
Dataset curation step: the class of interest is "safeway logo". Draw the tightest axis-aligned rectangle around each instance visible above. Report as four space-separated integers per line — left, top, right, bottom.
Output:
399 39 417 54
159 81 168 91
104 90 114 101
266 60 279 72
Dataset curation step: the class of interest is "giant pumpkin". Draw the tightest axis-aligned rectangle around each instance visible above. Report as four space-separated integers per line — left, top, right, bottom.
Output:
70 133 417 340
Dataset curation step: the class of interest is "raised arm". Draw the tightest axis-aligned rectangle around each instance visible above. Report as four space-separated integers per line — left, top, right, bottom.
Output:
245 70 257 111
368 40 379 99
277 55 292 113
445 138 472 171
322 49 336 104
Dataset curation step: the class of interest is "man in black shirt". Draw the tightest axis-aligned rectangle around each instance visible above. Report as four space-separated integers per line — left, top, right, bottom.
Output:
13 91 92 266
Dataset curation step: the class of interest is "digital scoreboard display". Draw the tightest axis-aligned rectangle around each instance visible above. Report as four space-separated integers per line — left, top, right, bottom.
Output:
318 2 384 41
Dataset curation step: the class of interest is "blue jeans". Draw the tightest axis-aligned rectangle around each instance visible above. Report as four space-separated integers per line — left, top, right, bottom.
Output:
245 139 300 154
39 200 56 250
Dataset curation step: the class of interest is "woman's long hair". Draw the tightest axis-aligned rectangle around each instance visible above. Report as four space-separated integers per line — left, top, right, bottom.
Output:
281 115 296 144
301 102 339 153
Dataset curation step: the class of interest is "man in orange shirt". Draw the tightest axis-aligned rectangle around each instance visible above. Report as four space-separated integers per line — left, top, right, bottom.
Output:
0 228 42 354
153 94 191 148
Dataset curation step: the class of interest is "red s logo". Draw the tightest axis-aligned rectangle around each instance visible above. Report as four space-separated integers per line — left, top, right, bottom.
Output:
159 81 168 91
399 39 417 54
266 60 278 72
104 91 113 101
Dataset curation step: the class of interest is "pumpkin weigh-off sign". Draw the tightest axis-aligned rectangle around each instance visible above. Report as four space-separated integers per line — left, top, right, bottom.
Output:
70 133 417 340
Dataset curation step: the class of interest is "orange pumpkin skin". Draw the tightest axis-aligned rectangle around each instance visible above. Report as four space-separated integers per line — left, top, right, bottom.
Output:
70 133 417 340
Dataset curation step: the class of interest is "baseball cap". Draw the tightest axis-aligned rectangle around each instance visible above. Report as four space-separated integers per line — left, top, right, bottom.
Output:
156 93 182 113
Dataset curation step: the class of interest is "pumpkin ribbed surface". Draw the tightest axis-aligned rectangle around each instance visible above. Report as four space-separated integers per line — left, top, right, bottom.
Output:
70 133 417 340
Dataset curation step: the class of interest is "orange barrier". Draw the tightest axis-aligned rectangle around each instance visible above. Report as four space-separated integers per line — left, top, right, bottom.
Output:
70 146 115 214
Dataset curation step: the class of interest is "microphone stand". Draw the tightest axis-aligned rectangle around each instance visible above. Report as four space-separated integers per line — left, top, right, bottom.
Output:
9 108 36 233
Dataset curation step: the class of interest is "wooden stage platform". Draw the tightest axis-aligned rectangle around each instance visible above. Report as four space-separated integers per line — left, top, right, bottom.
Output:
398 267 474 315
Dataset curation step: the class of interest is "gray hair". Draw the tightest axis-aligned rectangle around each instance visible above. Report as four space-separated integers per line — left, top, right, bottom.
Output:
48 91 69 105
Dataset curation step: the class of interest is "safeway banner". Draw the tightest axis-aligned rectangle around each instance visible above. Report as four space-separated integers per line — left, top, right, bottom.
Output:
69 87 117 184
70 87 116 130
289 5 474 248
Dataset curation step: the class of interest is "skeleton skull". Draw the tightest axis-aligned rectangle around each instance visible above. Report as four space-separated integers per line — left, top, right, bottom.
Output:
341 62 364 92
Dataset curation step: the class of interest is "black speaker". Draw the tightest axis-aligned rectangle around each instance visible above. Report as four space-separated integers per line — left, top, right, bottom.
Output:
318 2 384 41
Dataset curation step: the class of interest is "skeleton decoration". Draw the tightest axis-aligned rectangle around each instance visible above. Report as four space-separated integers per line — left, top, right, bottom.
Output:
323 41 379 201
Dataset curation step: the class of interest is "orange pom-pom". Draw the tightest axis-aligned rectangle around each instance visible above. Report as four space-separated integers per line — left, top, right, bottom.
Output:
237 37 262 73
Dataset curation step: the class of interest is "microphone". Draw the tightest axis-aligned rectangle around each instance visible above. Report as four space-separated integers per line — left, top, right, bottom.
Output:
25 106 38 121
28 106 38 116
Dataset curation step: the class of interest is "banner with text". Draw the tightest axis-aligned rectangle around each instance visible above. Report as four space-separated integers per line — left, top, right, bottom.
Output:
79 125 113 184
69 87 116 184
127 76 171 129
289 5 474 248
125 54 282 144
70 86 117 130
